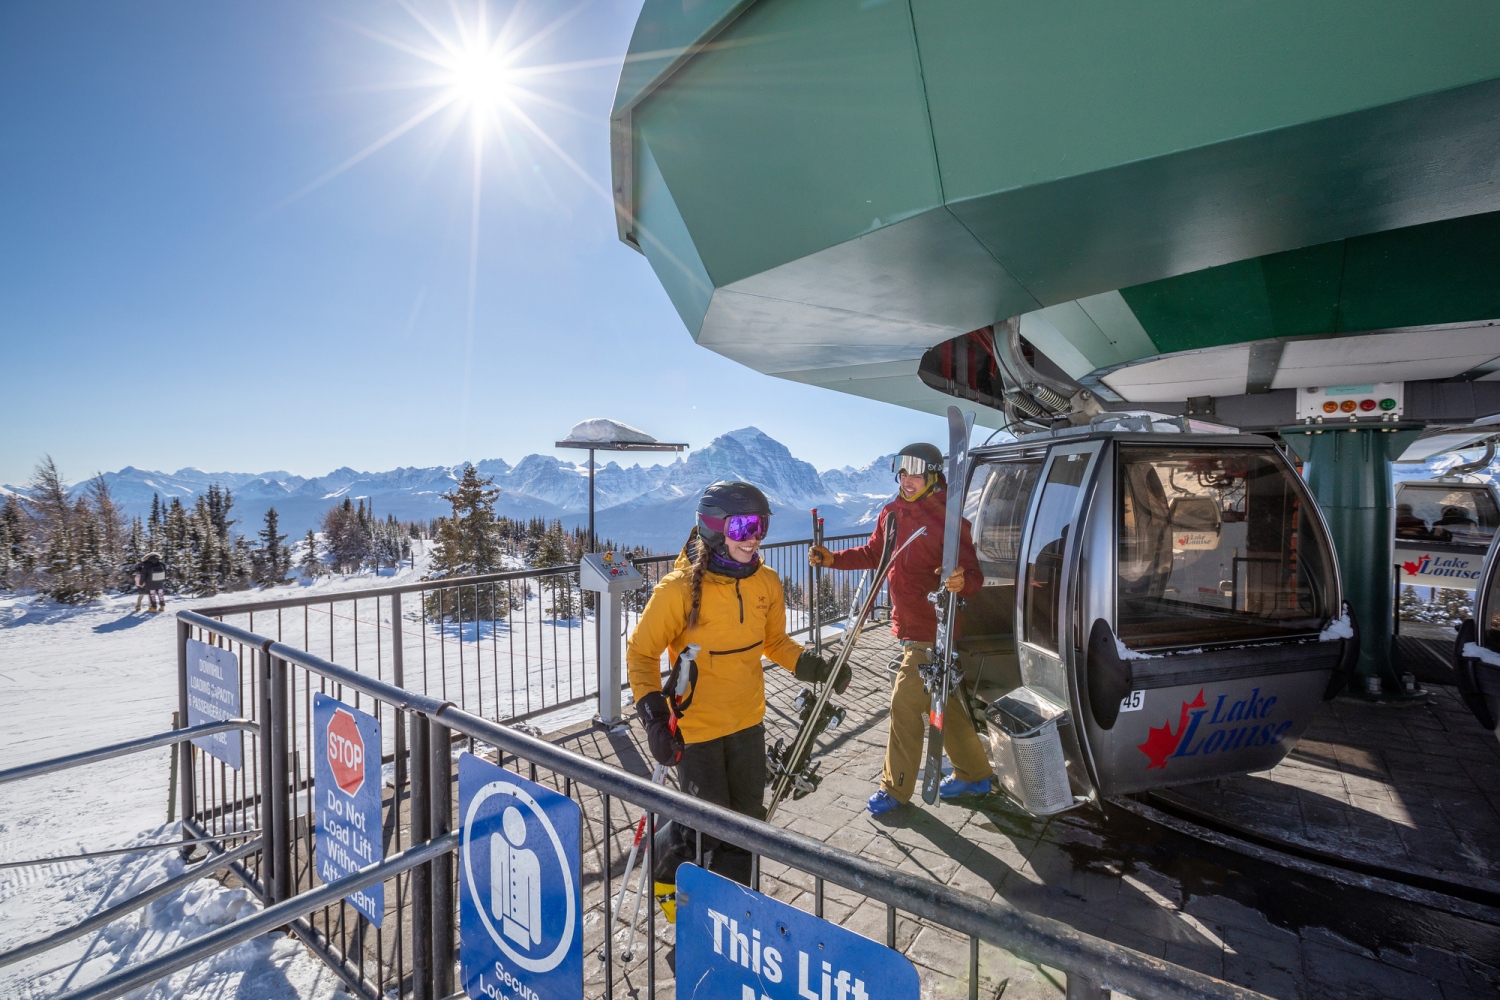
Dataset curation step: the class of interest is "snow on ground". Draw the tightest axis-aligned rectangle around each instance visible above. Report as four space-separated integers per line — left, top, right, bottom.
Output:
0 562 440 998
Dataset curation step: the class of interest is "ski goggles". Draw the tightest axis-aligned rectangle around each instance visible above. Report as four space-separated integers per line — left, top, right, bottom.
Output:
893 454 939 477
699 513 770 541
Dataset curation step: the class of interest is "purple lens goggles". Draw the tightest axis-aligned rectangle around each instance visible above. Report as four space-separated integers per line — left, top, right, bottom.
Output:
702 513 769 541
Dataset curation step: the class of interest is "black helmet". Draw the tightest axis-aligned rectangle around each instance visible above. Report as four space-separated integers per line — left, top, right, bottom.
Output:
696 480 771 544
892 442 943 478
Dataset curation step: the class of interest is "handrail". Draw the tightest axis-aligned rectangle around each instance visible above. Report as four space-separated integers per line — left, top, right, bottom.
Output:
190 532 869 616
0 838 264 970
0 719 258 786
177 611 1269 1000
55 833 459 1000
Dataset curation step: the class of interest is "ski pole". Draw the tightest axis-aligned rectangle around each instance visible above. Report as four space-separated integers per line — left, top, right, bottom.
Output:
606 762 664 936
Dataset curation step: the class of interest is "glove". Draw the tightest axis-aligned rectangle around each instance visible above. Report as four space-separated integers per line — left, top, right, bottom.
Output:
808 545 833 568
636 690 684 766
795 650 852 695
944 567 966 594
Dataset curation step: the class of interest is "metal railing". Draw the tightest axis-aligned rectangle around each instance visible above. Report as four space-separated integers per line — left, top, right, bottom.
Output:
190 533 873 737
151 610 1271 1000
0 720 263 972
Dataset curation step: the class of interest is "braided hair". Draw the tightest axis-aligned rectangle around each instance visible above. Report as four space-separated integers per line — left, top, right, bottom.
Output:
684 526 713 628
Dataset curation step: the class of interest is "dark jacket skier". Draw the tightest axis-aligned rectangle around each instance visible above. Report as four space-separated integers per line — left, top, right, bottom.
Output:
809 443 993 815
627 481 840 918
135 552 168 611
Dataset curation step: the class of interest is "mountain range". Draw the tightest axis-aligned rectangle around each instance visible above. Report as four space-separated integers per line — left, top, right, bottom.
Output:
4 428 898 552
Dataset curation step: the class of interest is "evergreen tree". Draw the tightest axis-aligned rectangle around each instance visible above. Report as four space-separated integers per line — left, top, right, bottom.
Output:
1398 585 1425 622
0 494 31 589
26 457 94 603
426 464 510 621
299 529 324 576
255 507 290 586
164 497 190 591
85 475 127 591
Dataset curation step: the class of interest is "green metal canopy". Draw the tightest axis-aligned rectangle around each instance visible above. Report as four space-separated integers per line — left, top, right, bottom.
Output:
611 0 1500 425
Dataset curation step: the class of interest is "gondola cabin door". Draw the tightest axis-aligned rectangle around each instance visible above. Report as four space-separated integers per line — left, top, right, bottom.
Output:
1015 442 1104 712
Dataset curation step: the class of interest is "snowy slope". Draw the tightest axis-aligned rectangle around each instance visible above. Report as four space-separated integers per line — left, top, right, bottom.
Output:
0 566 449 998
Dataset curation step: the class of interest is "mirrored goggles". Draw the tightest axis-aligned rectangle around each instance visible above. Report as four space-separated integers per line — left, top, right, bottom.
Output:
701 513 770 541
893 454 938 477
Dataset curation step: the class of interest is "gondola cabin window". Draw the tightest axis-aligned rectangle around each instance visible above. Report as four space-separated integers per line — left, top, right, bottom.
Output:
967 460 1044 583
1023 453 1090 653
1484 566 1500 655
1394 485 1500 547
1116 446 1335 650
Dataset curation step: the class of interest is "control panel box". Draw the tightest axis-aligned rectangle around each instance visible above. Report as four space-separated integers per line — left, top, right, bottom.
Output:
579 551 647 594
1296 383 1404 420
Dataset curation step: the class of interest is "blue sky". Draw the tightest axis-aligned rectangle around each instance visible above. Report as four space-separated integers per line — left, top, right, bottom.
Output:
0 1 955 486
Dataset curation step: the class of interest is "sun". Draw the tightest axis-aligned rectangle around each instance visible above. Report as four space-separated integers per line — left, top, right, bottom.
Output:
447 42 513 113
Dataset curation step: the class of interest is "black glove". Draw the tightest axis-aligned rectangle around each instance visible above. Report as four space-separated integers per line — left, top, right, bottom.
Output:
636 690 684 766
795 650 852 695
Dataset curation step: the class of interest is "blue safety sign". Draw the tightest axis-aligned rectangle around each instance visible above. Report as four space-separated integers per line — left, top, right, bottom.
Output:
184 638 242 770
458 752 582 1000
313 693 384 925
677 864 919 1000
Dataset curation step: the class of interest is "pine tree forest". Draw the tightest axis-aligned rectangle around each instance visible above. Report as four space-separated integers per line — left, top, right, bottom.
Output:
2 458 652 615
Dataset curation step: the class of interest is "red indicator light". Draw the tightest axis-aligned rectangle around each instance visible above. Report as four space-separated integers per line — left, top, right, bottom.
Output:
1359 398 1377 412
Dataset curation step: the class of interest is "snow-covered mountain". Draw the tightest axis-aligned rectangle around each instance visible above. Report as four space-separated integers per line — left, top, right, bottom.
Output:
8 428 900 552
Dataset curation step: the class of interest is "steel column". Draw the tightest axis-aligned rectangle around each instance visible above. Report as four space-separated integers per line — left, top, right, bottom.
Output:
176 620 195 844
429 719 455 998
257 650 275 899
267 652 292 904
1286 425 1421 694
409 712 432 1000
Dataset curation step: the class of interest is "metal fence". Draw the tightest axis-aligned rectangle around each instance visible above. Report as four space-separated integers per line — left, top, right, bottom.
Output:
192 533 871 736
150 608 1273 1000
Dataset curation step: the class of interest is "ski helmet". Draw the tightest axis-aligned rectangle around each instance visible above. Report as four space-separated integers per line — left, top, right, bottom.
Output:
892 443 943 478
696 481 772 546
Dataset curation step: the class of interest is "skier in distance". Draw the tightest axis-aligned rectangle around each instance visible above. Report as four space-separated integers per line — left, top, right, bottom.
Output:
809 443 993 815
135 550 168 612
627 480 844 920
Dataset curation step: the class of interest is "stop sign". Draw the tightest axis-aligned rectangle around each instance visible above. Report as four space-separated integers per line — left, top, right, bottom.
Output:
327 708 365 796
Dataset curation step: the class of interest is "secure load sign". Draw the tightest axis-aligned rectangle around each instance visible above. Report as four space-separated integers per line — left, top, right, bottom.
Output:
458 752 582 1000
677 864 919 1000
313 693 384 924
184 638 242 770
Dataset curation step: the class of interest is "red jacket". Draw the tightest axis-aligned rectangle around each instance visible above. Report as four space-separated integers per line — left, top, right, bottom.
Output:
829 488 982 643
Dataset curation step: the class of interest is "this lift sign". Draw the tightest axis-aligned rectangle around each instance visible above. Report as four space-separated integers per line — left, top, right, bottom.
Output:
313 694 383 924
676 864 918 1000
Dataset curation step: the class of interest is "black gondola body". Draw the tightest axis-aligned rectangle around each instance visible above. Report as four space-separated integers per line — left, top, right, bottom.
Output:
962 423 1353 812
1451 536 1500 742
1393 478 1500 592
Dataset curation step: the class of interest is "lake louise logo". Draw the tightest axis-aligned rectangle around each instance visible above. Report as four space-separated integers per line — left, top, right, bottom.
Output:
1400 554 1431 577
1137 687 1293 770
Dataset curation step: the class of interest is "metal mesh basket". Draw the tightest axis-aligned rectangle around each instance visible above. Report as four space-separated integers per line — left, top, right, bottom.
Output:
986 690 1073 815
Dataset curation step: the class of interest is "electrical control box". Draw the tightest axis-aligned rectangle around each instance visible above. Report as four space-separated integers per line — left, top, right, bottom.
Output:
1296 382 1404 421
579 550 646 595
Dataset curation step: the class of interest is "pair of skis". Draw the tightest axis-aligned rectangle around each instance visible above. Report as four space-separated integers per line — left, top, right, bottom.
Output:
765 515 927 822
919 406 976 806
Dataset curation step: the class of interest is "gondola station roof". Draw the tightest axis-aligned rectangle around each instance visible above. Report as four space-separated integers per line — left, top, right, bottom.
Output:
610 1 1500 446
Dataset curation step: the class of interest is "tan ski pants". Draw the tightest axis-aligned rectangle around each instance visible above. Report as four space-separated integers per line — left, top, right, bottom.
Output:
881 641 993 803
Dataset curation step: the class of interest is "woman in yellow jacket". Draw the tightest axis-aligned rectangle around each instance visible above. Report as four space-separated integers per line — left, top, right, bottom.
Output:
627 481 845 908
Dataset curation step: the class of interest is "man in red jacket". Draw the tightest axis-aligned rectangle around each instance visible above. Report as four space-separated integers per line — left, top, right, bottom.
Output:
810 442 993 815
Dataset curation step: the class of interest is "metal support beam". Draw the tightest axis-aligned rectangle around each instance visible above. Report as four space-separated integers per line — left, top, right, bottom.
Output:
1284 425 1423 694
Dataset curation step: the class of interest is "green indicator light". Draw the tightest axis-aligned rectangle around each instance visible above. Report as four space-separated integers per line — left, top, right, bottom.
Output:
1379 398 1397 410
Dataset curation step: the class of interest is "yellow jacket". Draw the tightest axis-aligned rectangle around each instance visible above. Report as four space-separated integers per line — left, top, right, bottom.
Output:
627 553 804 744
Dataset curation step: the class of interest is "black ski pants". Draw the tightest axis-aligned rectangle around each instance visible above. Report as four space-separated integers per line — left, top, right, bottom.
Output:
653 722 765 887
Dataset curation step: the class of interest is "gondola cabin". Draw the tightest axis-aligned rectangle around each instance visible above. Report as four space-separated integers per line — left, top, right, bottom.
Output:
1452 538 1500 743
1393 479 1500 592
960 420 1355 814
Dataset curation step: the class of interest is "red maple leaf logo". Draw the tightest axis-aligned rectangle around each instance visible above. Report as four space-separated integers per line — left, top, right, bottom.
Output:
1137 689 1206 770
1400 556 1427 576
